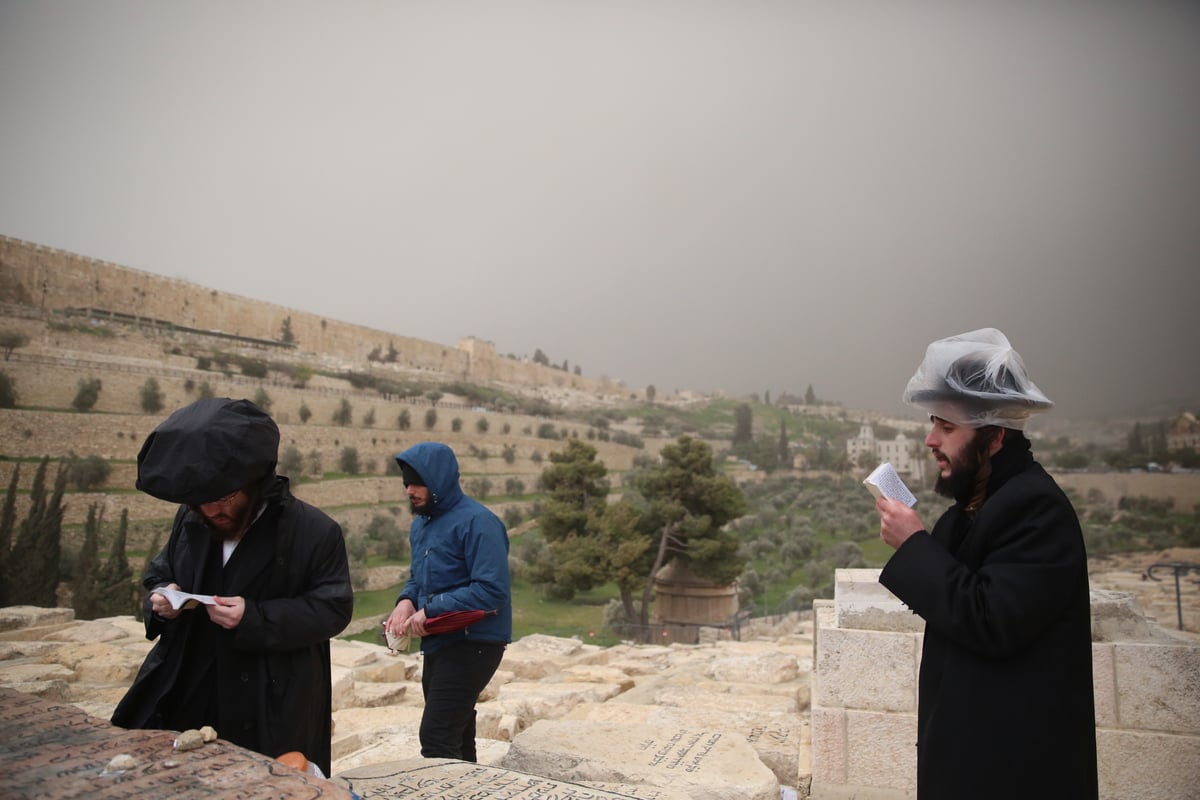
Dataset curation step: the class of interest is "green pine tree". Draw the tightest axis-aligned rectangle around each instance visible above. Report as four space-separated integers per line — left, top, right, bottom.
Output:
631 436 748 635
531 440 613 600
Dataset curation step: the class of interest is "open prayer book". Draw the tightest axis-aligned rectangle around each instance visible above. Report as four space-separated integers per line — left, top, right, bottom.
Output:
863 462 918 507
154 587 217 610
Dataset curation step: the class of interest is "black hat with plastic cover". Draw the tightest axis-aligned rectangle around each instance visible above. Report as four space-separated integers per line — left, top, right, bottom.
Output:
136 397 280 505
903 328 1054 430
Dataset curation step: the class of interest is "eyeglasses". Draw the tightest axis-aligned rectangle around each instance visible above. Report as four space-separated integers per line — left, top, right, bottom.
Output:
205 490 241 507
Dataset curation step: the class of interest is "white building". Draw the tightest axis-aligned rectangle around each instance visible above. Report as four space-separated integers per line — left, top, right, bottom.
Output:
847 423 926 484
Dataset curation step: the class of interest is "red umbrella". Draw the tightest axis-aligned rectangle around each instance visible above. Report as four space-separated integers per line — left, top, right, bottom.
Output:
383 609 500 654
423 609 497 634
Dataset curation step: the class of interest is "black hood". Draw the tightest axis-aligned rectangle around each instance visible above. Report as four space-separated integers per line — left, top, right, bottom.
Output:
136 397 279 505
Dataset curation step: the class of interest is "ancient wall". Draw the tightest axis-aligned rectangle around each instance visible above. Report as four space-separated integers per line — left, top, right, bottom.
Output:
0 235 628 398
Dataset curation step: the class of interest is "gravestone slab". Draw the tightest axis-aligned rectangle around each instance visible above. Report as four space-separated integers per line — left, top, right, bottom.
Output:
337 757 672 799
0 688 352 799
501 719 779 800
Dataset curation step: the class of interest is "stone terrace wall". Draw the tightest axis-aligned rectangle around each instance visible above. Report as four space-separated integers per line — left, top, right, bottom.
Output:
1 406 647 528
0 235 628 398
811 569 1200 800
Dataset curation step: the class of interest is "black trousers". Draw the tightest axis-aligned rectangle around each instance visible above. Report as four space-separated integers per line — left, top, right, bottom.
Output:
419 640 506 761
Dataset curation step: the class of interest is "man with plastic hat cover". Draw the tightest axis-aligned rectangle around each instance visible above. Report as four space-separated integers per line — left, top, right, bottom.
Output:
384 441 511 762
111 397 353 778
874 329 1096 799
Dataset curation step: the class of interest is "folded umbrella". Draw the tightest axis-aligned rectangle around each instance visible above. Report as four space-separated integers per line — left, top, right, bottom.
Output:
383 608 500 654
423 608 498 634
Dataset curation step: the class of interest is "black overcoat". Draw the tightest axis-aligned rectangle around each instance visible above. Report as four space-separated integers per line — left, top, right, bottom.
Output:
111 478 353 776
879 441 1097 799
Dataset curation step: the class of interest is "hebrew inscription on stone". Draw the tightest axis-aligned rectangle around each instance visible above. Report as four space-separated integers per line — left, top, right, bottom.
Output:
337 759 651 799
637 729 724 773
0 688 352 800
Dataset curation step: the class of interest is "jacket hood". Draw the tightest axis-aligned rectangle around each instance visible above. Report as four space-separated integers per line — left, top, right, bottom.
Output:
136 397 280 505
394 442 464 514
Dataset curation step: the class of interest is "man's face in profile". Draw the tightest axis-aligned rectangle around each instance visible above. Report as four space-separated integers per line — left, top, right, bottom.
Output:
926 417 984 499
406 483 431 514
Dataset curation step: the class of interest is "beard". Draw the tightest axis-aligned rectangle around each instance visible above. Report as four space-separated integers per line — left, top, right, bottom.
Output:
934 440 987 503
196 499 257 542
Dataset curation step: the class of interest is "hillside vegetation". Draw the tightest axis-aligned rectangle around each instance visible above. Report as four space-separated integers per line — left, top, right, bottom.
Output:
2 298 1198 640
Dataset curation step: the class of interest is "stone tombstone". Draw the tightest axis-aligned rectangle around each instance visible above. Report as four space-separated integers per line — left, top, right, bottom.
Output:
0 688 352 799
336 758 680 799
501 719 779 800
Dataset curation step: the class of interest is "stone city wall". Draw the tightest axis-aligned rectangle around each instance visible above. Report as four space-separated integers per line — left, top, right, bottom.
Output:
0 235 628 398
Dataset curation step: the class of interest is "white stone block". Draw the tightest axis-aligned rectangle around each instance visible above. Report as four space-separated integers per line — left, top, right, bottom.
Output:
1114 642 1200 734
844 709 917 794
1096 728 1200 800
810 706 846 785
1092 643 1118 728
814 627 918 713
835 569 924 633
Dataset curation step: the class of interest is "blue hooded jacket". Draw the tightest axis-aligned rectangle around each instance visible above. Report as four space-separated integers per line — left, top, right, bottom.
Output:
395 442 512 653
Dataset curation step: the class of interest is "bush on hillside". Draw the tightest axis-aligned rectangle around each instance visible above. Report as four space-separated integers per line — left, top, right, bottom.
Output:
69 455 112 490
72 377 102 412
279 445 304 477
339 447 360 475
139 378 164 413
0 371 17 408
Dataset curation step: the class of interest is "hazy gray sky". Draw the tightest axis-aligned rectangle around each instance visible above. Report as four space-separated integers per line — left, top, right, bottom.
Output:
2 2 1197 421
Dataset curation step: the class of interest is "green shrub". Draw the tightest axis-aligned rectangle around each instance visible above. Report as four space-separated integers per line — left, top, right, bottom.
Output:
0 371 18 408
139 378 164 413
72 378 102 412
69 455 112 490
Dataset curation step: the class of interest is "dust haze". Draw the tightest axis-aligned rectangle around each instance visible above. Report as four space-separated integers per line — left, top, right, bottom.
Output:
1 2 1197 423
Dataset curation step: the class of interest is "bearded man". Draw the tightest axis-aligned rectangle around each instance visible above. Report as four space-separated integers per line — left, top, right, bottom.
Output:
875 328 1097 800
384 441 511 762
112 397 353 777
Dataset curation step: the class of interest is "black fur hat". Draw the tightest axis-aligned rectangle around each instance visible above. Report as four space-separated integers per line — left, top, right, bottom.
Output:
136 397 279 504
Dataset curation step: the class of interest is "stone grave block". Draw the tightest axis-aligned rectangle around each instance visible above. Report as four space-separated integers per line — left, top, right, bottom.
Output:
337 757 688 799
572 701 808 788
0 687 353 799
834 569 923 633
501 719 779 800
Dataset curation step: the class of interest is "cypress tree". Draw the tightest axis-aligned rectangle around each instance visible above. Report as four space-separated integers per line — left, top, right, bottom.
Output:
8 457 49 604
96 508 135 617
72 505 102 619
9 458 69 607
0 463 20 606
134 526 163 622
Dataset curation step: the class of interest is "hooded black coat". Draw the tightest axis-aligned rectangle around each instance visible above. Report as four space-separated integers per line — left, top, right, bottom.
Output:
111 399 353 776
879 437 1097 799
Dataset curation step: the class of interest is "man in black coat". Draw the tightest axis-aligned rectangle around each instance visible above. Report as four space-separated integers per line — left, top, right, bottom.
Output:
111 397 353 777
875 329 1098 799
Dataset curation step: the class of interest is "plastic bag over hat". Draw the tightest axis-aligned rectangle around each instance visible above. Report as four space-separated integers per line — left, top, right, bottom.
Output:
903 328 1053 430
136 397 280 504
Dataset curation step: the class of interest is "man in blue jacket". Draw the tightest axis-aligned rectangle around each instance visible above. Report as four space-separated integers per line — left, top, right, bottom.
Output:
384 441 512 761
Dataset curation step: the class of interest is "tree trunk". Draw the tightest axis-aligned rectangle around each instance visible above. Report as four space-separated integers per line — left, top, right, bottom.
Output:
639 521 673 642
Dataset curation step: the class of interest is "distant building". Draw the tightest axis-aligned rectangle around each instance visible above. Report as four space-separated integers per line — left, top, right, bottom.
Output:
847 423 926 483
1167 412 1200 452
